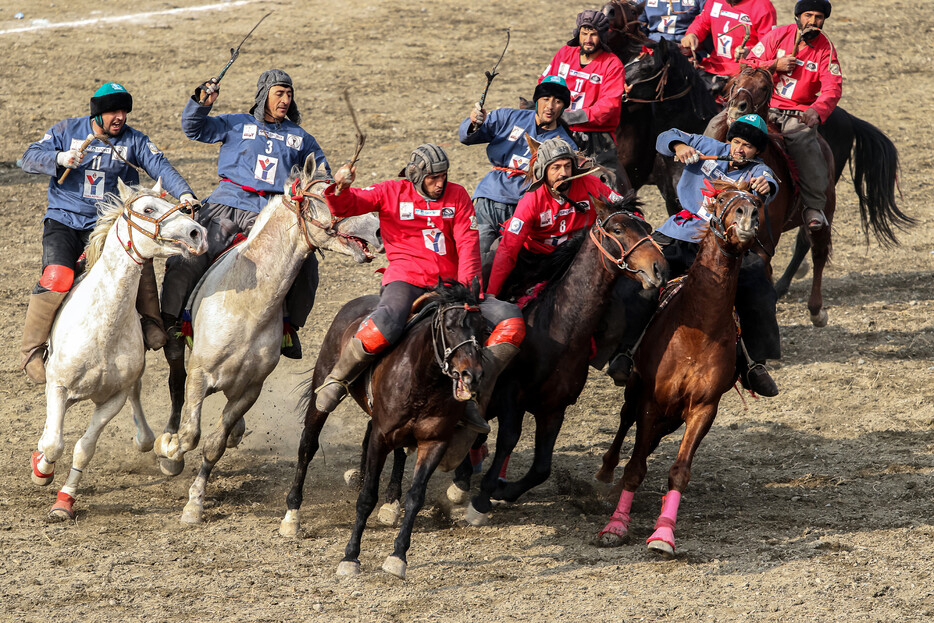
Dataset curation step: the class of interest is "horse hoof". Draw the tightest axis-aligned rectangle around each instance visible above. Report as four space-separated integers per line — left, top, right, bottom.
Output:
446 482 469 505
159 457 185 477
336 560 361 576
377 500 402 527
180 502 203 525
464 501 490 527
382 555 407 579
134 433 155 454
226 419 247 448
594 469 614 485
596 531 627 548
343 469 362 489
31 452 54 486
279 510 301 538
47 492 75 522
810 308 828 327
154 432 180 461
647 538 675 557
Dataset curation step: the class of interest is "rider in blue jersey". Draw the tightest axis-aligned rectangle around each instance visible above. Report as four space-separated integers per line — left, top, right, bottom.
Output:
639 0 708 43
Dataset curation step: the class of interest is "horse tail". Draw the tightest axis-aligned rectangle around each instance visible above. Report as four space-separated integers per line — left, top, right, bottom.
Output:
847 112 915 246
295 373 318 425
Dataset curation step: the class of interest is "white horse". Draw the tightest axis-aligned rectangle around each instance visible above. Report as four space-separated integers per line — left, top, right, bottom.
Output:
31 179 208 521
153 156 381 524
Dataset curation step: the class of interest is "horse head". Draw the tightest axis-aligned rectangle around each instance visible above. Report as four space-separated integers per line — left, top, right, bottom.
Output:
706 179 762 255
623 40 666 102
602 0 648 62
723 65 773 123
286 155 382 263
428 278 486 402
590 192 667 289
86 178 207 268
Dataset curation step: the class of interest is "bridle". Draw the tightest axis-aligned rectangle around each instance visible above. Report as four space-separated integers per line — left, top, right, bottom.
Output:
724 66 772 119
707 189 760 259
589 210 662 274
281 177 358 252
117 191 198 265
622 48 693 104
431 303 482 383
604 0 644 38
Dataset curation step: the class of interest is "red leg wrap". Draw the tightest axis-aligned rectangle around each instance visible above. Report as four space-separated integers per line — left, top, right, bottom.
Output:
487 317 526 348
356 318 390 354
39 265 75 292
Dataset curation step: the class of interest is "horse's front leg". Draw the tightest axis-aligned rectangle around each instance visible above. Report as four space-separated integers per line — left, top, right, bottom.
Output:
596 382 641 483
466 394 524 525
181 383 262 525
127 378 154 453
154 365 207 474
646 404 718 557
281 402 332 537
447 434 486 505
496 408 566 503
338 428 390 576
377 448 408 527
32 385 75 486
383 439 448 580
48 391 129 522
807 213 832 327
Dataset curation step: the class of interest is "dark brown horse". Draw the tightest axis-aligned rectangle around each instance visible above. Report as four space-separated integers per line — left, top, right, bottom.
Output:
279 281 486 580
713 64 914 302
453 194 668 526
595 179 761 556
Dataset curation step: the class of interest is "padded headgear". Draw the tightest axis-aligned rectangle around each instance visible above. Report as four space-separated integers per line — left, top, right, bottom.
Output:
527 137 592 192
399 144 449 197
794 0 831 18
567 9 612 52
90 82 133 124
727 114 769 153
533 75 572 108
249 69 301 124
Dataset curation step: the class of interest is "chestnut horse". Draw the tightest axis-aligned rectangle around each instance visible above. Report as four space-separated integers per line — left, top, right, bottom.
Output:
453 194 668 526
713 65 914 301
279 281 486 580
595 179 761 556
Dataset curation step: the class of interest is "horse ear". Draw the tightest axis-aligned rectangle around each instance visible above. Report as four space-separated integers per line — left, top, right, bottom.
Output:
315 160 328 179
591 192 611 221
117 177 131 200
303 153 317 179
152 177 163 196
525 133 541 156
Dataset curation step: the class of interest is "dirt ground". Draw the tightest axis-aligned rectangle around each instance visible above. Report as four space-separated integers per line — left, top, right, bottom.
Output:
1 0 933 621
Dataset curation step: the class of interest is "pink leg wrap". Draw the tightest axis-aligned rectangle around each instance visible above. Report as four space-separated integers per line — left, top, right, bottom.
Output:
498 454 511 479
599 489 634 538
647 490 681 550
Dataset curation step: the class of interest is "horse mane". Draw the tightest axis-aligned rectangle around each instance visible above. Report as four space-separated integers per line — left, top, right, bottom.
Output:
711 178 752 194
85 187 146 269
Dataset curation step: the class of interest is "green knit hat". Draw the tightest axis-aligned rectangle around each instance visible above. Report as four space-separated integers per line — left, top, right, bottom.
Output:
90 82 133 124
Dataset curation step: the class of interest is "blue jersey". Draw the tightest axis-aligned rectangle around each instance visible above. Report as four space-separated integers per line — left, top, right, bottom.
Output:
458 108 576 206
21 116 194 230
181 98 330 213
639 0 707 42
655 128 777 243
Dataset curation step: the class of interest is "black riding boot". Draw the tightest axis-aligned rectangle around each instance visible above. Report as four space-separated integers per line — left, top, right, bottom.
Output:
315 338 376 413
736 339 779 397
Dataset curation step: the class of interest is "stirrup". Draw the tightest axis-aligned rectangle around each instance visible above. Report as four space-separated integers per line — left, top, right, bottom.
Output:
607 352 634 387
314 376 352 413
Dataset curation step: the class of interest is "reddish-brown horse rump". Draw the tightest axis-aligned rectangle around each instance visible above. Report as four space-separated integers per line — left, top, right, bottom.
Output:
279 281 486 580
452 194 667 526
716 64 913 303
595 179 762 556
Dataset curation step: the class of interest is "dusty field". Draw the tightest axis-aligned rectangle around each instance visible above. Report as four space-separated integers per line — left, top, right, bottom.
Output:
1 0 933 621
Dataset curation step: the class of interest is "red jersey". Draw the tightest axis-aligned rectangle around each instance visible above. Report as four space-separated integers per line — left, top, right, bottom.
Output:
487 175 621 296
324 179 481 289
540 46 625 133
686 0 777 77
744 24 842 123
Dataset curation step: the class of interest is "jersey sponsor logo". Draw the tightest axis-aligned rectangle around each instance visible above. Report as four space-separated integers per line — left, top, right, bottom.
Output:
507 217 524 234
711 2 721 18
509 154 530 170
589 74 602 84
751 42 765 57
805 61 818 72
557 62 570 79
701 159 718 176
147 141 161 155
422 228 447 255
739 13 751 24
83 171 105 199
442 207 455 219
242 124 258 140
557 207 573 217
469 215 478 231
546 233 569 247
775 75 797 99
400 202 414 220
40 133 52 143
415 208 441 217
569 92 585 111
508 125 525 141
659 15 676 34
829 63 841 76
608 191 623 203
568 69 591 80
254 155 278 183
286 134 303 150
683 0 695 6
647 0 658 6
540 210 553 227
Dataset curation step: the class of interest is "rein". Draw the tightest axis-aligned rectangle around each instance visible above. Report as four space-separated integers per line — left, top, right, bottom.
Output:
281 177 347 250
707 190 760 259
430 303 482 382
623 52 693 104
589 211 662 274
117 191 196 264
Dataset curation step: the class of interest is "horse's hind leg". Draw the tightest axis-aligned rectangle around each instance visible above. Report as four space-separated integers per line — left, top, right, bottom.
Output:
281 404 333 538
48 391 129 522
447 436 484 505
338 430 390 576
127 378 154 453
344 421 371 490
180 384 261 525
596 383 641 484
32 385 74 486
807 216 832 327
383 440 448 579
377 448 408 527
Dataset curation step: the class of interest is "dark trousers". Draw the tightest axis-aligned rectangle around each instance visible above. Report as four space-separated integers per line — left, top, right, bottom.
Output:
34 219 92 294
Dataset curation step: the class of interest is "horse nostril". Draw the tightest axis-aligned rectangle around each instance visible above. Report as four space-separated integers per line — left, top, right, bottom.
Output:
190 229 201 240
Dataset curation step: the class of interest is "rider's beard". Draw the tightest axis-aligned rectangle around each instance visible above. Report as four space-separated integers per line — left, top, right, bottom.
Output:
797 21 822 43
553 178 571 194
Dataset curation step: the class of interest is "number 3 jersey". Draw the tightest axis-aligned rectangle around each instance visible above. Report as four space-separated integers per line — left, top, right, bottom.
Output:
323 179 482 290
539 47 625 133
20 116 194 230
487 175 619 296
181 97 330 213
686 0 777 77
744 24 842 123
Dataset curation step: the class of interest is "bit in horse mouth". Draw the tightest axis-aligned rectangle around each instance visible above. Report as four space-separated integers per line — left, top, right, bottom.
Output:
343 235 376 261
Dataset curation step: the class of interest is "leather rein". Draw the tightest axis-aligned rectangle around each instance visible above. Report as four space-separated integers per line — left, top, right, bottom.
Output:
281 177 353 251
589 211 662 274
118 191 199 265
431 303 482 383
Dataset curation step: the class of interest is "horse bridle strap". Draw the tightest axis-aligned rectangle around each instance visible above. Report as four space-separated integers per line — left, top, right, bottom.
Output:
431 303 481 380
622 54 693 105
708 190 759 258
590 211 661 274
118 192 197 264
283 178 358 251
